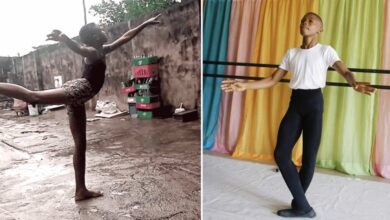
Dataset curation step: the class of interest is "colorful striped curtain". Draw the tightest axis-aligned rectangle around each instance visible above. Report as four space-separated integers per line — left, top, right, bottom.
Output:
203 0 390 177
374 0 390 178
203 0 232 149
233 0 319 165
211 0 262 154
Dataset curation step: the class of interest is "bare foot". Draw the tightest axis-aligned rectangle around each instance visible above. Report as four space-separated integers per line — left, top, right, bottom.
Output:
75 189 103 202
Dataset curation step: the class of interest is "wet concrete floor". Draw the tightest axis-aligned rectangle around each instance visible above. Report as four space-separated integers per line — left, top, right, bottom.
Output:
0 108 200 220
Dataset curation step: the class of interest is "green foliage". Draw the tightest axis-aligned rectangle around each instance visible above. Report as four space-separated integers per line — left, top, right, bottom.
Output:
90 0 179 25
125 0 177 20
89 0 127 24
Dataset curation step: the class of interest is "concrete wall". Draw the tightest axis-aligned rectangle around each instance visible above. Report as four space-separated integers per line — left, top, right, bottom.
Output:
128 0 201 110
0 0 200 111
0 57 24 105
0 57 24 85
0 57 11 83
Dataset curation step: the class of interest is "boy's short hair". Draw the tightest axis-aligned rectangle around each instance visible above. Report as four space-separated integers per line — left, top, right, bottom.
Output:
305 12 323 25
79 23 100 46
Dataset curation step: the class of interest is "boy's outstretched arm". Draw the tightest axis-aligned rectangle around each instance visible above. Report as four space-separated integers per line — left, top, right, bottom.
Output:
103 14 161 54
46 30 98 59
221 68 288 92
332 61 376 95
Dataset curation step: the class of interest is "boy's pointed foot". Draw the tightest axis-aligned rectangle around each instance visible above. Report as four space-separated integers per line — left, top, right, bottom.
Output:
276 208 316 218
75 189 103 202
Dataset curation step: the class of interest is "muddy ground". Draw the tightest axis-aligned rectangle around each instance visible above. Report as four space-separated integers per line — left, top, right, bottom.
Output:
0 108 200 220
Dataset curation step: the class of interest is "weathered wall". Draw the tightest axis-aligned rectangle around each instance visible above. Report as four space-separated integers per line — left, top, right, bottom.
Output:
0 57 11 83
0 57 24 104
2 0 200 111
128 0 200 110
0 57 24 85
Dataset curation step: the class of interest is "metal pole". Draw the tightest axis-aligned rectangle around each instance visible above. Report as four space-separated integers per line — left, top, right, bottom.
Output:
83 0 87 24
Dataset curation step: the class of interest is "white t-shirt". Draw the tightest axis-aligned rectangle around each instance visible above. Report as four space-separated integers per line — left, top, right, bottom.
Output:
279 43 341 89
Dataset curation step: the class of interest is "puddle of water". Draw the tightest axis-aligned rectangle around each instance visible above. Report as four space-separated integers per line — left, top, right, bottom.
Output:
0 142 30 169
106 145 123 149
3 155 70 186
111 191 128 196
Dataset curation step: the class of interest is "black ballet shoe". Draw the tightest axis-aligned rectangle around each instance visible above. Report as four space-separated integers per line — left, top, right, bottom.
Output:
276 208 316 218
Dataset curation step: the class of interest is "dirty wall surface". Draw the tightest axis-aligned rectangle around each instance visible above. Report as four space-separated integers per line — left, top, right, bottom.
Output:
1 0 200 111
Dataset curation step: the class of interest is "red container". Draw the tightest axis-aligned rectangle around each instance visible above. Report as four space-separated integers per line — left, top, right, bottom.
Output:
136 102 160 110
121 86 136 94
133 64 159 78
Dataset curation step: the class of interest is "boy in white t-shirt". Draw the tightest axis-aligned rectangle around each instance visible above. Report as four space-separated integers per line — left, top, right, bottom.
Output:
222 12 375 218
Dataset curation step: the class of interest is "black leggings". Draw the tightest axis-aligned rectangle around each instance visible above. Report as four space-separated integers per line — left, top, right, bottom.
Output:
274 88 323 212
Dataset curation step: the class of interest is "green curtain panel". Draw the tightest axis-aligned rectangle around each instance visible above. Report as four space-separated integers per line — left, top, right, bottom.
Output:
317 0 384 175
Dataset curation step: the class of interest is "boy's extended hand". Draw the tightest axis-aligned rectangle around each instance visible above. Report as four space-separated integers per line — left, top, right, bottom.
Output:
145 14 162 25
221 79 246 92
46 30 63 42
353 82 376 96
